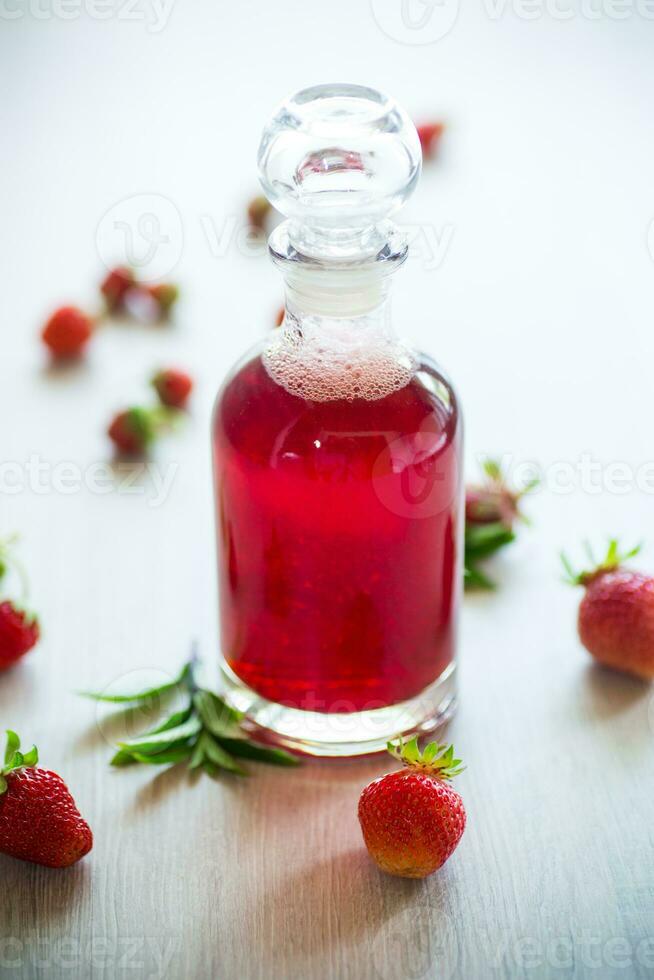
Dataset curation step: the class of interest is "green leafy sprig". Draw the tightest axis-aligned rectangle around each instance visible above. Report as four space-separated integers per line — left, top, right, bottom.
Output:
0 731 38 796
80 658 299 777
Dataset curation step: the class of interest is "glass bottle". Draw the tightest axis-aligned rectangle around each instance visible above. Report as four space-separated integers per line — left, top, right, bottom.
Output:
212 83 463 756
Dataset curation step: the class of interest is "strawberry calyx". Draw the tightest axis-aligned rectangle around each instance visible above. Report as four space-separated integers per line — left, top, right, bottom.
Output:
0 535 30 602
387 735 464 780
561 539 642 587
466 458 538 529
0 731 38 796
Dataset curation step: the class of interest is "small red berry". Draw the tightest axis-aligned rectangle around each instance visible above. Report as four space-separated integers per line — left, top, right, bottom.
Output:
147 283 179 318
152 369 193 410
0 601 39 671
100 266 135 312
0 732 93 868
465 458 535 528
247 195 272 231
41 306 93 359
358 737 466 879
108 407 155 455
416 122 445 161
564 541 654 679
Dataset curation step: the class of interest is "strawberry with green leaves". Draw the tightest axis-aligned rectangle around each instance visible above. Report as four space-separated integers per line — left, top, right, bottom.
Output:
107 402 184 456
0 536 39 671
152 369 193 410
563 540 654 679
358 736 466 879
465 458 537 589
0 732 93 868
82 656 299 777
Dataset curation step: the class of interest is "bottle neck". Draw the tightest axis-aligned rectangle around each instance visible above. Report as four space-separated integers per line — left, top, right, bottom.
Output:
270 218 408 320
283 267 392 321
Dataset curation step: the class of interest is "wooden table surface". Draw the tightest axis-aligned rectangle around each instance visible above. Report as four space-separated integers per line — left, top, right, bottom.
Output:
2 7 654 979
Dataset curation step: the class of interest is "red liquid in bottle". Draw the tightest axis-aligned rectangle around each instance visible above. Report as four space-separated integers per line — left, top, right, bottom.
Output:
213 350 462 713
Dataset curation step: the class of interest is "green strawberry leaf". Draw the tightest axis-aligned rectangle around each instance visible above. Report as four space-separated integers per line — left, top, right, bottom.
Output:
389 735 465 779
465 522 515 559
4 730 20 766
21 746 38 767
0 731 39 794
562 539 643 586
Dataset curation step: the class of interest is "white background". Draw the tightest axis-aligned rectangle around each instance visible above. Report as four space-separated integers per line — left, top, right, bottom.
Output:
1 3 653 979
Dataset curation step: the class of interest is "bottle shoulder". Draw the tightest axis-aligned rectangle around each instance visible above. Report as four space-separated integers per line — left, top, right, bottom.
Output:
213 342 460 470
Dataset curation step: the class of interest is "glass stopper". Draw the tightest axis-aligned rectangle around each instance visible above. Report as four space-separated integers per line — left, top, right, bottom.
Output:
258 83 421 260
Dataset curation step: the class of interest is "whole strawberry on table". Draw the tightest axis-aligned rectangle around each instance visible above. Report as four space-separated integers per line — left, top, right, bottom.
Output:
563 539 654 679
0 731 92 868
358 736 466 879
0 536 39 672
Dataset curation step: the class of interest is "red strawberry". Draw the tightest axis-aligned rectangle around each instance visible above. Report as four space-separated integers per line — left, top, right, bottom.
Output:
100 266 135 312
108 407 155 455
563 540 654 679
0 731 92 868
41 306 93 359
466 458 536 528
0 602 39 671
147 283 179 318
152 369 193 409
358 737 466 879
416 122 445 160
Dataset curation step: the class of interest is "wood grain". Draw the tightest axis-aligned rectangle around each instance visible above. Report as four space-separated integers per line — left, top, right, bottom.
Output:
2 7 654 978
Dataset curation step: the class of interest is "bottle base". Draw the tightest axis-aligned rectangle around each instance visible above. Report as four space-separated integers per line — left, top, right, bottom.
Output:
219 661 457 758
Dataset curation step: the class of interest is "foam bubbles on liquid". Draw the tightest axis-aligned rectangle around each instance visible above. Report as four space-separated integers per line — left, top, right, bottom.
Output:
263 320 417 402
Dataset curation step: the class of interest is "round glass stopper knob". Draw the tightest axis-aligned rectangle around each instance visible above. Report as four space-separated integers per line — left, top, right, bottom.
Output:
258 83 421 257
